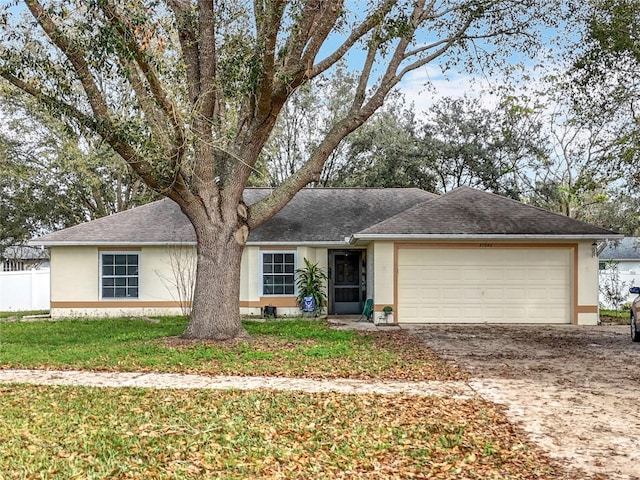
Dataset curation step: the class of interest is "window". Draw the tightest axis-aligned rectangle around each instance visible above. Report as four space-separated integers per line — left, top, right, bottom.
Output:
262 252 295 295
101 253 139 298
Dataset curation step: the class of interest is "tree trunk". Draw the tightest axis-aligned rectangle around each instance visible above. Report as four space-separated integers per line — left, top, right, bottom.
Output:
181 219 249 340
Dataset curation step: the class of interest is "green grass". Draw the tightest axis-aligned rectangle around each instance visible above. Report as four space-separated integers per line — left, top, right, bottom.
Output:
0 317 462 380
599 308 631 324
0 385 570 479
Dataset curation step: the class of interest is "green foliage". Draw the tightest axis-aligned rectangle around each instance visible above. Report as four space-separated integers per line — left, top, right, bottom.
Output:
566 1 640 207
0 89 156 248
295 258 328 315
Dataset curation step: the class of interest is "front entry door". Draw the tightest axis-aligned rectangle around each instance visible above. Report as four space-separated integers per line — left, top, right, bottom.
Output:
332 252 362 314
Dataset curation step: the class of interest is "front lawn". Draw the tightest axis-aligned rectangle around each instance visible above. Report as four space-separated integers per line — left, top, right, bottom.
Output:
0 317 461 381
0 384 576 479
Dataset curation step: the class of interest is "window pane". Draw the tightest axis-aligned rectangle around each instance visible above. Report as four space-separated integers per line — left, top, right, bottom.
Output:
101 253 139 299
262 251 295 295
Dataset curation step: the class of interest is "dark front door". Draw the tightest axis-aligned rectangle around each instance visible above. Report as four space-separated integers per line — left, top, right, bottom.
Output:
332 251 362 314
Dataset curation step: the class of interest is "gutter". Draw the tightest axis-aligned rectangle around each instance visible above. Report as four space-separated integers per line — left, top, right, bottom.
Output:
28 240 198 247
348 233 624 245
29 240 352 248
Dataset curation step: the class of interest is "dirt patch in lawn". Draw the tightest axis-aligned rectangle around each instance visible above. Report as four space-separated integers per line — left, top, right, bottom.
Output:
411 324 640 480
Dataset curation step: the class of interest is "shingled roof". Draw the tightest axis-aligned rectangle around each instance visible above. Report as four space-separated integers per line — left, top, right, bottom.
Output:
32 188 436 246
600 237 640 260
352 186 619 240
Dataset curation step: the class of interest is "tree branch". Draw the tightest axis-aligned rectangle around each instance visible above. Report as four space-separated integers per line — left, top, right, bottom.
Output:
309 0 396 79
24 0 110 119
167 0 201 105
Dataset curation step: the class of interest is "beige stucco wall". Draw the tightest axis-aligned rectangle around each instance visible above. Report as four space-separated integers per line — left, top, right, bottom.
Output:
50 245 331 319
49 241 600 324
51 246 99 302
371 241 394 313
577 241 599 325
50 245 195 318
240 247 260 304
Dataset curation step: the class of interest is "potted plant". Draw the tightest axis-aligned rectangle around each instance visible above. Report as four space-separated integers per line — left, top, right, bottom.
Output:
375 305 394 325
296 258 328 316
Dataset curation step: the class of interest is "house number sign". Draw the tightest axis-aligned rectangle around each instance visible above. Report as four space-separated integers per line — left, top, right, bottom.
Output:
479 243 493 248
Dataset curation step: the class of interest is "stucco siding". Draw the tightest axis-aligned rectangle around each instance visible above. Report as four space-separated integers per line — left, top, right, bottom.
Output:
576 242 599 325
51 247 99 302
372 241 394 312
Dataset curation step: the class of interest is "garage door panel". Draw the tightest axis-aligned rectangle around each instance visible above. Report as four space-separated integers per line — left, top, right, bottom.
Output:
397 247 571 324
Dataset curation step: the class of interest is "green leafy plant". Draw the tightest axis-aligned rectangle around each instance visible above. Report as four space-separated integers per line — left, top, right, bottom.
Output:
295 258 328 315
383 305 393 314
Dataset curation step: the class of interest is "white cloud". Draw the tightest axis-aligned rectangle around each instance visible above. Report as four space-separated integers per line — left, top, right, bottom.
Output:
398 64 549 118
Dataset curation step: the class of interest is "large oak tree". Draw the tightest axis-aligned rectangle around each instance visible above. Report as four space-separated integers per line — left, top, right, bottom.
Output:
1 0 568 339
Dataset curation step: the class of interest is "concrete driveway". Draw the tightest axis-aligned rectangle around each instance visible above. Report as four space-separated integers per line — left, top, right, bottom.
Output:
410 324 640 480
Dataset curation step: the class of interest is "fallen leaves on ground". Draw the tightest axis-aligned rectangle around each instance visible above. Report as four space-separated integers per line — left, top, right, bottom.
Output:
0 385 594 479
158 330 466 381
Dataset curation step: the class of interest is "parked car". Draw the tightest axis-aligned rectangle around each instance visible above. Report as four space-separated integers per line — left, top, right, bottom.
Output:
629 287 640 342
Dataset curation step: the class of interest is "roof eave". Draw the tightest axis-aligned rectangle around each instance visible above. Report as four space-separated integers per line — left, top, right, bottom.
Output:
30 239 352 247
29 240 198 247
349 233 623 244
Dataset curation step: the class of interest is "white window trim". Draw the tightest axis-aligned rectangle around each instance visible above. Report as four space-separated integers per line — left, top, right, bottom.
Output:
259 250 297 297
99 251 141 300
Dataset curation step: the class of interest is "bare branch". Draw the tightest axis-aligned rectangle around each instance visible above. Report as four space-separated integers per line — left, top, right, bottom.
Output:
309 0 396 78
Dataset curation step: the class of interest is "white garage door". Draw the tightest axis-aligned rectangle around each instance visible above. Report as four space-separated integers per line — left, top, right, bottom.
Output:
397 247 572 324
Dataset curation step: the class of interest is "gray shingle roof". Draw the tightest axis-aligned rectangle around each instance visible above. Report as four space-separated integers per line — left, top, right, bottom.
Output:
32 188 436 245
355 186 619 238
600 237 640 260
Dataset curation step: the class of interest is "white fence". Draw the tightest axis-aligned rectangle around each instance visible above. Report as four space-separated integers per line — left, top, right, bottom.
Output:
0 269 50 312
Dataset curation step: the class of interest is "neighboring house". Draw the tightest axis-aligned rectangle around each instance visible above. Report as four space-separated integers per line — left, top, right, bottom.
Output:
598 237 640 309
31 186 619 325
1 245 50 272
